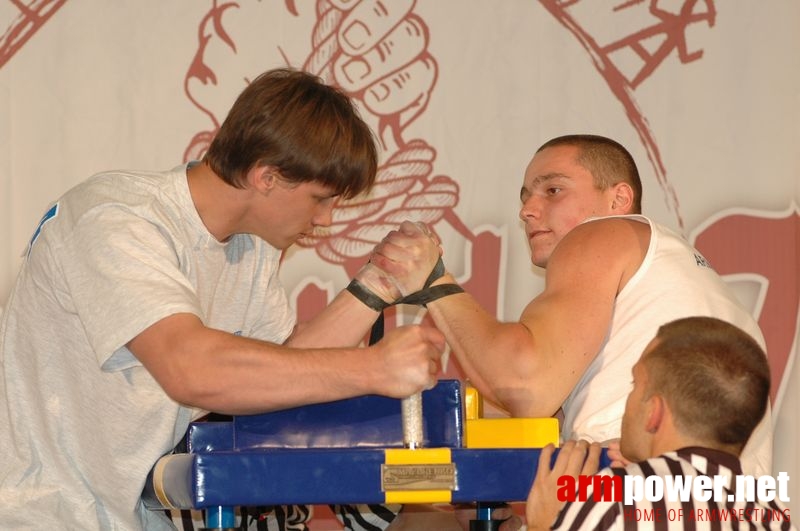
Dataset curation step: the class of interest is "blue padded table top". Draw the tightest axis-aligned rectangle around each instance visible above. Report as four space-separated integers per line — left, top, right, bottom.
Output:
187 379 465 452
184 447 546 507
143 380 611 511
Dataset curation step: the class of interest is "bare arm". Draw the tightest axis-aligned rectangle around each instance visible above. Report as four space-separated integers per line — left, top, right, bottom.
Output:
127 313 445 415
426 219 647 417
285 289 383 348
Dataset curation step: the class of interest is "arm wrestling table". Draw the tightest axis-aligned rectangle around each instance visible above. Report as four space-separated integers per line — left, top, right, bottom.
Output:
143 380 609 530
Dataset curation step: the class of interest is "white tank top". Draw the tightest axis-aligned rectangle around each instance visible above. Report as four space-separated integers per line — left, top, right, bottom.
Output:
561 215 772 476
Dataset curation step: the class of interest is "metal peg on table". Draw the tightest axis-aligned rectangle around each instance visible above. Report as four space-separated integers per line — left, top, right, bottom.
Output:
370 312 425 450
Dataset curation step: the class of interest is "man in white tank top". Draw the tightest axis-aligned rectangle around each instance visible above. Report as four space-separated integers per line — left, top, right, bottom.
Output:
377 134 771 480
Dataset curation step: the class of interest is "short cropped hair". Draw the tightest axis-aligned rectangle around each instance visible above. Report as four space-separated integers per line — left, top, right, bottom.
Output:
643 316 769 447
537 134 642 213
204 68 378 199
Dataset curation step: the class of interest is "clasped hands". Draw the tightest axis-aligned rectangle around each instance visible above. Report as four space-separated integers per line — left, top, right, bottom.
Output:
352 221 448 309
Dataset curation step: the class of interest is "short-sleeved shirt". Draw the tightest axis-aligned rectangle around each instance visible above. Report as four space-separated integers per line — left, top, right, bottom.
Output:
0 165 295 530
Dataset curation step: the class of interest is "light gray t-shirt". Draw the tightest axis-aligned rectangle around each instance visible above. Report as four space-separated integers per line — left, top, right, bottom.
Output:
0 165 295 530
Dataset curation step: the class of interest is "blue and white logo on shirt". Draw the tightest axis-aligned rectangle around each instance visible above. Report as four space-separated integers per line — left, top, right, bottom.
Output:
26 203 59 257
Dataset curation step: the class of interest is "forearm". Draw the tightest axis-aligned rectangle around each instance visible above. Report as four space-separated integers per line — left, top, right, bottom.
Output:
426 275 572 418
130 312 445 415
425 276 545 415
129 313 382 414
286 289 381 348
180 332 380 414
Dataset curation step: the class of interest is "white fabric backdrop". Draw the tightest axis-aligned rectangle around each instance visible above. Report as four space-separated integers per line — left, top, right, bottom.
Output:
2 1 797 527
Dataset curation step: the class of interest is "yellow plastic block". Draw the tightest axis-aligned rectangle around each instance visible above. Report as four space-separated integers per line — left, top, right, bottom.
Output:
383 448 453 504
464 385 482 420
385 489 451 504
465 417 559 449
384 448 451 465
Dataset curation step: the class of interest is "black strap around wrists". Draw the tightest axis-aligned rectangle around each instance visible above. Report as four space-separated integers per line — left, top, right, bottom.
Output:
346 279 390 312
424 257 446 287
347 257 459 311
396 283 464 307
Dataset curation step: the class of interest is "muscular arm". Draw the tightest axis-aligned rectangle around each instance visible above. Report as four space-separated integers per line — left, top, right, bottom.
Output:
127 313 444 415
426 219 648 417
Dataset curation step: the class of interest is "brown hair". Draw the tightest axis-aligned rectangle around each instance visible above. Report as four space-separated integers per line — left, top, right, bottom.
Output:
643 316 769 448
537 134 642 213
204 68 378 199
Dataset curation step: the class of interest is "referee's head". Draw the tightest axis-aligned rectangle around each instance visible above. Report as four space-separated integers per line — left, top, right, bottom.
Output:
621 316 769 462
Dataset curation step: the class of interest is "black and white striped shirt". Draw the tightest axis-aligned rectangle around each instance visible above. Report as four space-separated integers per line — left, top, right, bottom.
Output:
553 447 794 530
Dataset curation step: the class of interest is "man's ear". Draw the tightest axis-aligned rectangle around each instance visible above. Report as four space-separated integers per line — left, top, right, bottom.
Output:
248 165 279 194
610 182 634 214
644 395 665 434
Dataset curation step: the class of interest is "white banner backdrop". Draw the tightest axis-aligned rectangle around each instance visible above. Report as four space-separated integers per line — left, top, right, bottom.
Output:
2 1 797 528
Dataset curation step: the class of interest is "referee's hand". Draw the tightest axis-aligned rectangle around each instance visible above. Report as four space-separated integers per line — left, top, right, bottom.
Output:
525 440 601 530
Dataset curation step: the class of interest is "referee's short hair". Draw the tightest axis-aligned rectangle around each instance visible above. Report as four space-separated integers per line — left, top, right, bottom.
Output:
642 316 770 448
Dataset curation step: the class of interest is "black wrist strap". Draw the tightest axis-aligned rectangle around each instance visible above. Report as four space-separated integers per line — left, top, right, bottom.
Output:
346 279 390 312
396 284 464 307
347 257 460 311
424 257 446 287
